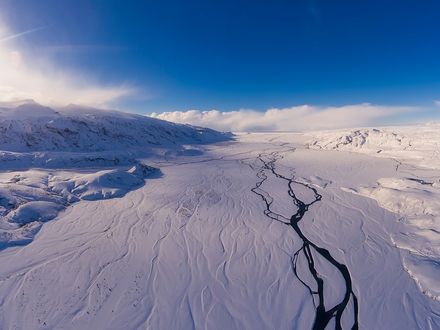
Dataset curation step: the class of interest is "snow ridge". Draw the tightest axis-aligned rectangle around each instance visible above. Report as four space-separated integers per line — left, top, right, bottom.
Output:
309 125 440 301
0 102 231 249
0 102 231 152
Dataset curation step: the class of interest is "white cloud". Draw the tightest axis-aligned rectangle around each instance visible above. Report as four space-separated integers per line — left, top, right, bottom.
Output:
151 104 415 132
435 100 440 107
0 23 134 107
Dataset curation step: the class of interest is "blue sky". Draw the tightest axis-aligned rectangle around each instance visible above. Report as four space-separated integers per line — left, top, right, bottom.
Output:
1 0 440 128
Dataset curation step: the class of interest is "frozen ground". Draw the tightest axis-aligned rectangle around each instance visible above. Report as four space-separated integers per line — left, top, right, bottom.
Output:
310 125 440 303
307 124 440 170
0 102 229 250
0 108 439 329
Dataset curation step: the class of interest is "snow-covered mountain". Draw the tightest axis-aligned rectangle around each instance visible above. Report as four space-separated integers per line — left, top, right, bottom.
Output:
308 128 411 151
0 102 231 249
0 101 230 152
308 124 440 170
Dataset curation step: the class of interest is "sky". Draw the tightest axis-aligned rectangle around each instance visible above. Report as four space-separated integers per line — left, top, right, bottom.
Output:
0 0 440 130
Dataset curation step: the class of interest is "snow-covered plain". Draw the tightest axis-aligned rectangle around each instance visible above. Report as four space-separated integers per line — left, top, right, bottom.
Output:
0 106 439 329
0 102 229 249
310 126 440 303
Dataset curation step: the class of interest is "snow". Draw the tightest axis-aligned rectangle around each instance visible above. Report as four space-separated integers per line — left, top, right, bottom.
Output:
309 125 440 302
0 109 439 328
308 124 440 170
0 101 230 153
343 177 440 301
7 201 64 224
0 102 230 250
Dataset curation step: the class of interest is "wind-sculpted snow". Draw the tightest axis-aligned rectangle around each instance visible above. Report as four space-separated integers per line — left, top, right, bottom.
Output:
308 124 440 170
250 150 358 329
0 130 439 329
309 125 440 304
344 177 440 301
0 102 231 249
308 128 410 152
0 163 157 249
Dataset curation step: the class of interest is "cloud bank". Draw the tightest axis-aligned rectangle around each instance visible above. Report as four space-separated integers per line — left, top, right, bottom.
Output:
151 104 415 132
0 23 133 107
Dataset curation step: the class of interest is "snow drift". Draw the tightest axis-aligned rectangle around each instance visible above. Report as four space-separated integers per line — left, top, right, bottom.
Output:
309 125 440 301
0 126 438 328
0 101 231 249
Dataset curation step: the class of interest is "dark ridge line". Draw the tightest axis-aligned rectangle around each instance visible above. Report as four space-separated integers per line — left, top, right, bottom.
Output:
406 177 433 186
251 150 359 330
